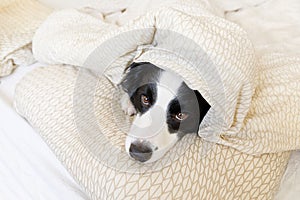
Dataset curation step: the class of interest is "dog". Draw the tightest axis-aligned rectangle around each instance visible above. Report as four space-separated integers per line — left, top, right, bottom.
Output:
120 62 210 163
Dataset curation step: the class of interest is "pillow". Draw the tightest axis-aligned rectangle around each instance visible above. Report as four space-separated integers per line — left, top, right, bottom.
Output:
14 65 290 200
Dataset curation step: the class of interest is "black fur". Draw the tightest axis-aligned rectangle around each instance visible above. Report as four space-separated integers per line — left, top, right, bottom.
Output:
167 82 210 138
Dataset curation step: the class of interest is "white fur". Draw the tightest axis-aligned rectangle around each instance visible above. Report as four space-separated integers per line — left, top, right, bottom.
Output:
120 93 136 116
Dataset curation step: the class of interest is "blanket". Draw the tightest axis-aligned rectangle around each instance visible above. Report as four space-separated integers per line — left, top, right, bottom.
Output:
0 0 52 77
32 0 300 155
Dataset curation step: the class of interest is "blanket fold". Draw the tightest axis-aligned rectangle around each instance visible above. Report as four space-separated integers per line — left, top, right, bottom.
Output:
32 1 300 155
0 0 52 77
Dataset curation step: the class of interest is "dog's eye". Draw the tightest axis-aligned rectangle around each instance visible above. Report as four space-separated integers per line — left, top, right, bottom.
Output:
175 113 188 121
141 95 150 106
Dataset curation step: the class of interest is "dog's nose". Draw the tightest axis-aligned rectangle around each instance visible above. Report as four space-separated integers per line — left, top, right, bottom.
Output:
129 142 153 162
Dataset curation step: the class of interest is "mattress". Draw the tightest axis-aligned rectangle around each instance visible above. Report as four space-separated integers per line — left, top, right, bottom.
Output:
0 63 89 200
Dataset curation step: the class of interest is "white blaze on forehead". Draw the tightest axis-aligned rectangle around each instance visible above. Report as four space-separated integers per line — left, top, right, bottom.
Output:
159 70 183 89
155 70 183 109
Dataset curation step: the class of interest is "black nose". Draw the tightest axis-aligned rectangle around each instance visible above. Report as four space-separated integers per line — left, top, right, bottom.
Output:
129 142 153 162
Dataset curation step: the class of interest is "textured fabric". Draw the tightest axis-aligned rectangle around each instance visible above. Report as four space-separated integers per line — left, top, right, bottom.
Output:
0 63 88 200
0 0 52 77
14 65 290 200
32 1 300 155
222 54 300 153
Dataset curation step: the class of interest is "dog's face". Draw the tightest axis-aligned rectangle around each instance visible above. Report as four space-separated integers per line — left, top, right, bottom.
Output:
120 62 210 163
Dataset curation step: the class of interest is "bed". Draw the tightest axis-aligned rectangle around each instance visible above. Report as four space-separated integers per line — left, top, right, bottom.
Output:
0 63 300 200
1 0 300 199
1 62 300 199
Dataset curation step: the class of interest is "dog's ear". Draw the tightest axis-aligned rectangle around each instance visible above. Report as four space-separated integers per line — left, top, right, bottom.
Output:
194 90 210 123
120 62 150 97
120 62 161 97
129 62 151 69
124 62 151 72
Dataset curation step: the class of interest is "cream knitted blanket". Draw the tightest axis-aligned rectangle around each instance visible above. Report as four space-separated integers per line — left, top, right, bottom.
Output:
0 0 51 77
32 0 300 155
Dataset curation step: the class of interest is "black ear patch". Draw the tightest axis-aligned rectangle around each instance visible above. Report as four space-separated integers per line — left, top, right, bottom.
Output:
124 62 151 71
194 90 210 123
166 82 211 136
120 62 162 97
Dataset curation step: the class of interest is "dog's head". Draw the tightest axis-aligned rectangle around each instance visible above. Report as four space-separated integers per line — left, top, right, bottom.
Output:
120 62 210 163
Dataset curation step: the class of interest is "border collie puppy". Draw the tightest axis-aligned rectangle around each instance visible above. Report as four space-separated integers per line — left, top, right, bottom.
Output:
120 62 210 163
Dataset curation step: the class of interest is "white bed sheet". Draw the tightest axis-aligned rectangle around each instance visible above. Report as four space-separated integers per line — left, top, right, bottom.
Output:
0 63 89 200
275 151 300 200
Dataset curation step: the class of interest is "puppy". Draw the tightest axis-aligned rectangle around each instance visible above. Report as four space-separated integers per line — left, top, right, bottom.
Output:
120 62 210 163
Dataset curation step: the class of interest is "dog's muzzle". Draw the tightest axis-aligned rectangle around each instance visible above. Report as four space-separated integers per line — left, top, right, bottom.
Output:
129 141 153 162
125 106 178 163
